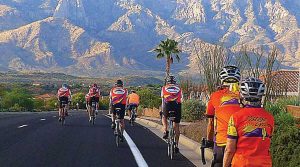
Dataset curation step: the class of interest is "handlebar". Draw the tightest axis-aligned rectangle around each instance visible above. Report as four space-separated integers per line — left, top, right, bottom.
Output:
200 137 214 165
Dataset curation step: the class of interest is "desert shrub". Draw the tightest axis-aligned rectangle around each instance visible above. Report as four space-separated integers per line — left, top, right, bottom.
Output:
182 99 206 122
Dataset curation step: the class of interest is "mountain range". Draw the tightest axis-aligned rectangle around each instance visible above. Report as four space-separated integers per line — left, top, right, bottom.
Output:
0 0 299 77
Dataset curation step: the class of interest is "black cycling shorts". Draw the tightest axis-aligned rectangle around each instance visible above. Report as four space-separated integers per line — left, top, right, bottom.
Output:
59 96 69 108
212 145 225 167
162 101 182 123
128 104 138 111
112 103 126 119
88 96 99 106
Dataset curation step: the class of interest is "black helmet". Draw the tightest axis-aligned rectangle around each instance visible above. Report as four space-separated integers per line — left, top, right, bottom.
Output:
167 75 176 84
115 79 123 87
219 65 241 84
240 77 265 102
131 90 136 93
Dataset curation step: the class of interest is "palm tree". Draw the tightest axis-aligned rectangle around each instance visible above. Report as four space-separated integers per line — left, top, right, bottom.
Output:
152 38 182 84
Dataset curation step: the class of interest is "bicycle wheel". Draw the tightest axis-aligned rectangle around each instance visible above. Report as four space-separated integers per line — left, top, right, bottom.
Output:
92 116 95 125
61 108 65 126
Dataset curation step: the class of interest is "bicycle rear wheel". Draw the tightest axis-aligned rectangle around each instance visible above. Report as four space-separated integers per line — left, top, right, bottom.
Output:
115 122 120 147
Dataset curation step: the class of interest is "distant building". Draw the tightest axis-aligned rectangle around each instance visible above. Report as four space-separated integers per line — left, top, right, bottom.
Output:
261 70 299 96
32 83 42 86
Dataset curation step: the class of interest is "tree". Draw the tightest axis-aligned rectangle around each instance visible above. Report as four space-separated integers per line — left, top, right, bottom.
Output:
152 38 182 84
72 92 85 109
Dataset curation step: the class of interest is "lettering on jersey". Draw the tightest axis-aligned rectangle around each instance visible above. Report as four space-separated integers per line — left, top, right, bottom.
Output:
243 116 270 140
113 88 126 95
165 86 180 93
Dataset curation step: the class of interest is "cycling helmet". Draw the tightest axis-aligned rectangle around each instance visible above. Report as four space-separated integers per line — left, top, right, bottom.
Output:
167 75 176 84
62 83 68 89
240 77 265 102
131 90 136 93
219 65 241 84
116 79 123 87
92 83 98 88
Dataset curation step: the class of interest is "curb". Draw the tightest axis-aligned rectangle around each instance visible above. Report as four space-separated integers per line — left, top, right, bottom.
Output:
135 117 213 162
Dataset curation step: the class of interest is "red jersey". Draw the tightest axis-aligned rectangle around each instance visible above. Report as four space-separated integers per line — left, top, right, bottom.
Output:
88 87 101 98
57 88 71 99
227 107 274 167
110 86 128 105
161 84 182 103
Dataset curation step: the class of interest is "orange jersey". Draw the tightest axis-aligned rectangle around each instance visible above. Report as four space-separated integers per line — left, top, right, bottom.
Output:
227 107 274 167
128 93 140 105
205 88 230 118
110 87 128 105
214 91 241 146
161 84 182 103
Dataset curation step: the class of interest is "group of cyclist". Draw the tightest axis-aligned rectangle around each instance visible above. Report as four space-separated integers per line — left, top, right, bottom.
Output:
204 65 274 167
56 65 274 166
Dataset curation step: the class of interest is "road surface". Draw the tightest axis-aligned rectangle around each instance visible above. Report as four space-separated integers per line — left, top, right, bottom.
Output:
0 111 196 167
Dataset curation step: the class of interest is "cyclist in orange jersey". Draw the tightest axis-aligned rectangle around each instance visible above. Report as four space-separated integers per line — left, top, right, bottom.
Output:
223 77 274 167
127 90 140 124
205 65 241 167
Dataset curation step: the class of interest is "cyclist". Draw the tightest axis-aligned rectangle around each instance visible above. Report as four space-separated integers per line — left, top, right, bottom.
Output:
223 77 274 167
205 65 241 167
110 79 128 142
57 83 72 121
87 83 101 115
161 75 182 153
127 90 140 124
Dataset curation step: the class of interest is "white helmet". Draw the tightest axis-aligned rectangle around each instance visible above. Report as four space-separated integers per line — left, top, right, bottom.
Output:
240 77 265 102
219 65 241 84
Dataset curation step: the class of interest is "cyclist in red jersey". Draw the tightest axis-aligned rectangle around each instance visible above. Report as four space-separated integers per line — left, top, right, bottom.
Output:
57 83 72 121
223 77 274 167
161 75 183 153
87 83 101 117
205 65 241 167
110 79 128 141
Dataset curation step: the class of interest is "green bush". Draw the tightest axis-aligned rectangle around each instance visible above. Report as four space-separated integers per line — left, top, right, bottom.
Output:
1 88 34 111
72 92 85 109
182 99 206 122
137 88 161 109
267 98 300 167
99 97 110 110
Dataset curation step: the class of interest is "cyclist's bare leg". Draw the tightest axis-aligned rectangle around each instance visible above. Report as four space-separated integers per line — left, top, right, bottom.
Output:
120 119 125 133
111 114 116 123
174 122 180 145
162 115 168 132
128 109 132 120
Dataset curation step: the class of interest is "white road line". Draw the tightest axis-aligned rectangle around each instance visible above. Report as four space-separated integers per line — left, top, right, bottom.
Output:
40 118 46 121
18 125 28 128
104 115 148 167
53 116 56 118
124 131 149 167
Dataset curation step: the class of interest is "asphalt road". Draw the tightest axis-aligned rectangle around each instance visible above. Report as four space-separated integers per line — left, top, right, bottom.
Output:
0 111 196 167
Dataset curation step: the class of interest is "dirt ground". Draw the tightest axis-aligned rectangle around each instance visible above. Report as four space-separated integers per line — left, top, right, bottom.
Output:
180 120 207 143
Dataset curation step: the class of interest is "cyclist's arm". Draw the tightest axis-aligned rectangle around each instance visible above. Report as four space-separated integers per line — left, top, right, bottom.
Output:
223 138 237 167
206 99 215 141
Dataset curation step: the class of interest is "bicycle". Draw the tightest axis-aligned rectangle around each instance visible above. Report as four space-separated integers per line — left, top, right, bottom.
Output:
114 108 123 147
89 101 96 125
166 110 176 160
129 106 137 126
59 101 68 126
